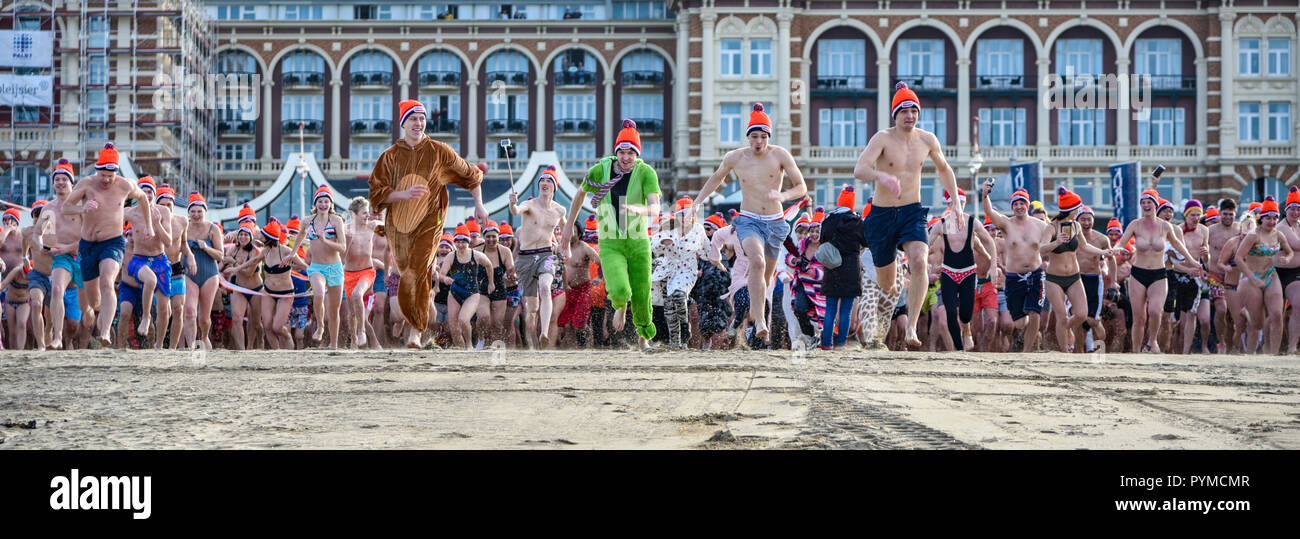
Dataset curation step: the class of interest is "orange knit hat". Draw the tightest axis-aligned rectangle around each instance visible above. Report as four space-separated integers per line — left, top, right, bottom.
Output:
238 203 256 223
704 212 727 229
398 99 426 127
51 158 75 182
454 223 471 241
94 142 119 171
747 103 772 136
837 185 856 209
615 119 642 155
1260 196 1280 218
1106 218 1122 233
1287 186 1300 210
188 191 207 209
1056 186 1082 214
891 81 921 118
675 196 693 212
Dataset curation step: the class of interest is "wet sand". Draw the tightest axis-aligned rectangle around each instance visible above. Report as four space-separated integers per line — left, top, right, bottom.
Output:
2 347 1297 449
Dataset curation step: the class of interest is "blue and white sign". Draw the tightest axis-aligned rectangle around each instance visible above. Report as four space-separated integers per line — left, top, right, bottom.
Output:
0 74 53 107
989 161 1043 205
0 31 53 68
1109 161 1140 226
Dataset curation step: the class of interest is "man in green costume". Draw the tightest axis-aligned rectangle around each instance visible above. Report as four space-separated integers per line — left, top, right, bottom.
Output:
562 119 661 350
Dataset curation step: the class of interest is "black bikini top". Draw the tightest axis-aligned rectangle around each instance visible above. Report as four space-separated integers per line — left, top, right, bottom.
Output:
1052 223 1080 254
263 250 292 274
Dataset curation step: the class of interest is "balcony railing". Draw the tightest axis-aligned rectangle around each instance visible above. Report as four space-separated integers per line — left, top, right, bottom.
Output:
807 146 863 160
218 119 257 135
621 70 665 86
1136 74 1196 91
350 71 393 88
320 159 379 175
1048 145 1118 159
282 119 324 135
486 118 528 134
0 127 46 144
1132 145 1197 159
814 75 872 90
974 74 1026 89
485 70 529 86
418 70 462 87
350 118 393 135
281 70 325 88
553 70 597 87
1237 145 1296 158
979 146 1038 160
553 118 597 134
629 118 663 135
896 74 956 91
427 118 461 133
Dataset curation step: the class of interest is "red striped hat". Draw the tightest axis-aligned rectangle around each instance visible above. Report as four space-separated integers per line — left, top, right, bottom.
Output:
538 166 558 188
1287 186 1300 210
398 99 426 127
1011 189 1030 206
51 158 75 182
188 191 207 209
155 184 175 203
94 143 119 171
2 208 20 223
1056 186 1082 214
1157 198 1173 215
314 185 332 203
30 199 48 216
238 203 256 223
615 119 642 155
891 81 920 118
1140 189 1160 205
705 212 727 229
1203 207 1220 223
1260 196 1280 218
837 185 856 209
747 103 772 136
454 223 471 242
498 223 514 239
137 176 156 192
484 220 500 235
1106 218 1122 233
1079 205 1094 217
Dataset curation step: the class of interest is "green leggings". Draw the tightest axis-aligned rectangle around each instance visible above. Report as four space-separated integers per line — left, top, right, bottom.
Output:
598 237 656 341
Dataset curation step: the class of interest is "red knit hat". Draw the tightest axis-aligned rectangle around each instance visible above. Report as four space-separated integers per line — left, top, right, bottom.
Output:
1140 189 1160 205
615 119 642 155
585 214 598 231
538 166 558 188
137 176 156 193
1079 205 1094 217
1056 186 1083 214
794 216 811 229
862 196 873 218
1287 186 1300 210
188 191 207 209
1260 196 1280 218
156 185 175 204
30 199 48 215
238 220 256 236
398 99 426 127
498 223 514 238
1203 207 1220 223
484 220 500 235
454 223 471 242
52 158 75 182
943 189 967 206
238 203 255 223
1249 201 1263 214
704 212 727 229
810 206 825 224
94 143 119 171
286 215 301 234
675 196 693 212
984 215 996 229
1011 189 1030 206
1157 198 1173 215
261 218 283 243
314 185 332 204
1106 218 1122 233
465 217 480 235
2 208 20 223
747 103 772 136
837 185 856 209
891 81 921 118
439 233 454 248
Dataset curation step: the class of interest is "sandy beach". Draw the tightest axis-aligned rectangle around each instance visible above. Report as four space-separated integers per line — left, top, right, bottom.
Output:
2 347 1297 449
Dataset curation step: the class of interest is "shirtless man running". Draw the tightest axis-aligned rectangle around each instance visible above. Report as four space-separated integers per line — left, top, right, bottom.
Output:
854 83 963 348
153 184 195 349
1206 200 1241 353
61 143 154 346
509 167 568 348
693 104 807 344
123 180 174 340
44 159 85 350
981 182 1050 352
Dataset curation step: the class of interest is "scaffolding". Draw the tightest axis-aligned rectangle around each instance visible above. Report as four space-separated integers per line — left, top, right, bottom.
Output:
20 0 220 197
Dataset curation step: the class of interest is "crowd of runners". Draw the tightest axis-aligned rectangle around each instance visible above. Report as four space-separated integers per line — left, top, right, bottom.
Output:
2 83 1296 356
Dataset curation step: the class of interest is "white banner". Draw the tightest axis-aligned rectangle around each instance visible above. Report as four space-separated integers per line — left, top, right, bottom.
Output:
0 30 53 68
0 74 53 107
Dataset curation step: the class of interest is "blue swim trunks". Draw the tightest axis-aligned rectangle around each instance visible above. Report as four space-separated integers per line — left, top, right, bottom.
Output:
372 268 388 294
127 253 172 297
863 202 929 267
167 259 186 297
733 211 791 261
78 236 127 282
52 253 83 288
64 285 81 322
307 261 344 288
118 282 142 314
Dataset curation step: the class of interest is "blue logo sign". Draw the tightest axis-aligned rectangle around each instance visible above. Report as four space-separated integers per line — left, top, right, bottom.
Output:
12 32 33 58
1110 161 1140 226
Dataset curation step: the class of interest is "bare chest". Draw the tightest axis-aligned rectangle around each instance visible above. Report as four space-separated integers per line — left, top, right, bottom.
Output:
733 153 782 190
877 140 928 174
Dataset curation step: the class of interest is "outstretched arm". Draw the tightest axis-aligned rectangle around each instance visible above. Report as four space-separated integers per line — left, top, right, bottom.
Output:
694 152 735 213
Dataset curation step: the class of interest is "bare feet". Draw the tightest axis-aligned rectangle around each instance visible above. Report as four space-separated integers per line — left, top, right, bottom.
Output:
312 324 325 342
905 329 922 349
137 315 152 337
97 333 112 348
49 338 62 350
355 330 366 348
